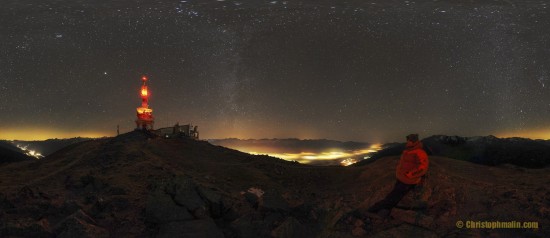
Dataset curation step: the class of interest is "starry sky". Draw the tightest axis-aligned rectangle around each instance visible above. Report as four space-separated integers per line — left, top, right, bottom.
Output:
1 0 550 142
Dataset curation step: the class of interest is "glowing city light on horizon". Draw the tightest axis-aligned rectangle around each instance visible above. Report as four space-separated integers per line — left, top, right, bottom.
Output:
246 143 383 166
13 143 44 159
340 158 358 166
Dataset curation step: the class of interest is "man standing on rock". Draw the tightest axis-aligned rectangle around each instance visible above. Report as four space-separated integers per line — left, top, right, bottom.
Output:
367 133 429 216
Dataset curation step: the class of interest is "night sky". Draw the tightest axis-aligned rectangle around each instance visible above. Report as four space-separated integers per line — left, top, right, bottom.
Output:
2 0 550 142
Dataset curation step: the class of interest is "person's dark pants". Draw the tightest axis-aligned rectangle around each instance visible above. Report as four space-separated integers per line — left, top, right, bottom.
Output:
368 180 416 213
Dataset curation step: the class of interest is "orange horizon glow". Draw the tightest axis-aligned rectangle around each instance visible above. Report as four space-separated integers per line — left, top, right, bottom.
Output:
3 126 550 143
494 129 550 140
0 128 111 141
137 107 153 114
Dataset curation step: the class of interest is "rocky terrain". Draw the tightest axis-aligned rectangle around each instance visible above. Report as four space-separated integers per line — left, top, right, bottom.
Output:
0 131 548 237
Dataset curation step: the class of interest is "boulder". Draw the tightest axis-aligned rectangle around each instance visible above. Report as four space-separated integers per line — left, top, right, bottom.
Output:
79 175 107 192
371 223 438 238
352 226 367 236
146 192 194 224
157 218 224 238
244 192 259 209
91 196 130 218
390 208 434 229
17 186 38 200
54 209 109 238
230 215 262 238
198 187 224 217
167 177 205 212
261 191 289 213
0 223 53 238
107 186 127 195
271 217 303 238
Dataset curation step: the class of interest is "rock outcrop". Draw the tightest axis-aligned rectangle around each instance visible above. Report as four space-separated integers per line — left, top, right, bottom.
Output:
0 131 548 237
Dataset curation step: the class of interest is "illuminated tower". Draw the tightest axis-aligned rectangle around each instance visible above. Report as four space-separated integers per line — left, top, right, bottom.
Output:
136 76 154 130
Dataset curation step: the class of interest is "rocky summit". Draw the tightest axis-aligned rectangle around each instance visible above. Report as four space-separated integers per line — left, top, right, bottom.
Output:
0 131 548 237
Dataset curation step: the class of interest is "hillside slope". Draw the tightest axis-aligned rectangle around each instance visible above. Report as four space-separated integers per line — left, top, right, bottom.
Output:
0 141 33 164
0 131 547 237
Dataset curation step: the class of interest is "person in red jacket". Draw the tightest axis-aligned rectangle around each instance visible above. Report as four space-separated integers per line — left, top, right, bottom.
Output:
367 133 429 216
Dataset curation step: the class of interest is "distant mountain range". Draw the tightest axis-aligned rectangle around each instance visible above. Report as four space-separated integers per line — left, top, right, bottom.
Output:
355 135 550 168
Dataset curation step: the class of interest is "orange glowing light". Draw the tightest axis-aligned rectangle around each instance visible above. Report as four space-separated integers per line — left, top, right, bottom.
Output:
135 75 154 129
137 107 153 114
245 143 383 165
340 158 358 166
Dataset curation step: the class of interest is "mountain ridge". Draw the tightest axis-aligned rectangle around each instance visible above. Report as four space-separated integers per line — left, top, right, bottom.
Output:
355 135 550 168
0 131 547 237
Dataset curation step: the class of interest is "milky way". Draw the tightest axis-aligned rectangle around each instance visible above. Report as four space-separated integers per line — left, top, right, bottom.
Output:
1 0 550 142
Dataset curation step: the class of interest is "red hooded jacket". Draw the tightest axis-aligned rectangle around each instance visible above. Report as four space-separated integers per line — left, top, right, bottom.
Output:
396 141 429 184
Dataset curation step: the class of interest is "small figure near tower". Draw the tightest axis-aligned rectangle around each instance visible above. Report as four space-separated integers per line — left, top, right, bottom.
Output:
136 76 154 130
